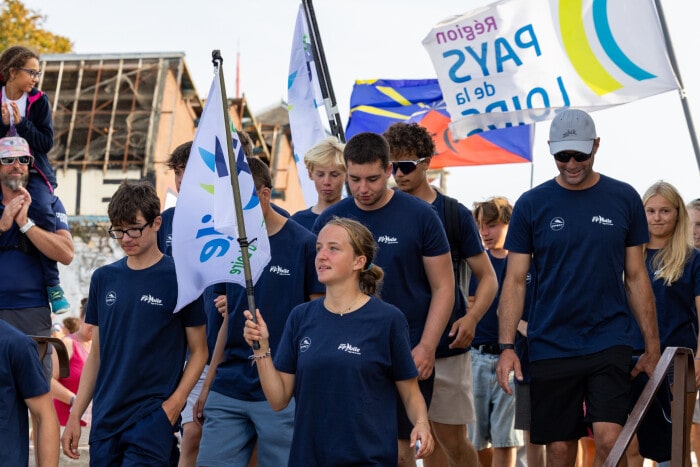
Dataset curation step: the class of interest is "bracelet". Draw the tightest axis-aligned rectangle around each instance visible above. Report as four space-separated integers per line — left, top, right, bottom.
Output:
248 349 271 366
19 218 35 234
70 395 76 407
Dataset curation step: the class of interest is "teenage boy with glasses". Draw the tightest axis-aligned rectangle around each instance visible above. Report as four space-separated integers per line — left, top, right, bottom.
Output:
313 131 455 467
496 109 660 466
62 180 208 465
384 122 498 467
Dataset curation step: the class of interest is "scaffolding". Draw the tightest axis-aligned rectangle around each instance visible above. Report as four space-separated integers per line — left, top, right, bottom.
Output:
39 52 203 177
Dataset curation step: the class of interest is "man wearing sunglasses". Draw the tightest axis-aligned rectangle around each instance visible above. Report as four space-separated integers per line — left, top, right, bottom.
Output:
496 109 660 466
313 132 455 467
384 122 498 467
0 136 74 378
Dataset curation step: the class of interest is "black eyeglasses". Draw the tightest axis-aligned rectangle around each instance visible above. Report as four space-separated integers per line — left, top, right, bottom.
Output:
553 151 592 163
108 222 152 239
391 157 427 175
20 68 42 79
0 155 33 166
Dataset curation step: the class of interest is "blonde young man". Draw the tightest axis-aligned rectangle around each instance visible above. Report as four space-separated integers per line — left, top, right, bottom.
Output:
290 136 346 231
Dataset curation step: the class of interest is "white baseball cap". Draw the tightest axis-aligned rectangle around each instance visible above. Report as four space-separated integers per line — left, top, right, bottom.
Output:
548 109 597 155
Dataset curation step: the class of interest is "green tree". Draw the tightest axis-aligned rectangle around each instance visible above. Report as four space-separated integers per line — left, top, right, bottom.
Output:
0 0 72 53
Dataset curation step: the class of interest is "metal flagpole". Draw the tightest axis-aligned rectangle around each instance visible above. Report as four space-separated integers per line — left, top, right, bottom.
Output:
653 0 700 172
212 50 260 347
301 0 346 143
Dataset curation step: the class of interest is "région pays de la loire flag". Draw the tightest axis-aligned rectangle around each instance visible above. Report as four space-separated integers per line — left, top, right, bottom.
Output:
172 69 271 312
423 0 679 139
288 3 327 207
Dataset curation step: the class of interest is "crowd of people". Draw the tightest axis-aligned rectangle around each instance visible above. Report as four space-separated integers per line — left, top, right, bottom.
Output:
1 44 699 467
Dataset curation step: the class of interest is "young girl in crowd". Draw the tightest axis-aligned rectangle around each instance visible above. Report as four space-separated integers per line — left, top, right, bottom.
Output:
627 181 700 465
51 297 93 432
243 217 434 466
0 45 69 313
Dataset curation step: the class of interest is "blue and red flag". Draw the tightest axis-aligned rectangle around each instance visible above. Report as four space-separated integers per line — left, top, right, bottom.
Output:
345 79 533 169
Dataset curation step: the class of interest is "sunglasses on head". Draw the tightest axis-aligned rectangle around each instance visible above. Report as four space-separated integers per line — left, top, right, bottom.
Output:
553 151 592 163
391 157 427 175
0 155 33 166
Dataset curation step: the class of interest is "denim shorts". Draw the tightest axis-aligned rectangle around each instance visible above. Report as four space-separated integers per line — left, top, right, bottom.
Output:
468 348 523 450
197 390 295 467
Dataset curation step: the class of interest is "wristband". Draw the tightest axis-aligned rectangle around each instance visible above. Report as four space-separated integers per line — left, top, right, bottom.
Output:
248 349 272 366
498 343 515 353
70 395 76 407
19 218 35 234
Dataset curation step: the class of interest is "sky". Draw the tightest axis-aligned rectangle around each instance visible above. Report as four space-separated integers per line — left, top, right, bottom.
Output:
25 0 700 207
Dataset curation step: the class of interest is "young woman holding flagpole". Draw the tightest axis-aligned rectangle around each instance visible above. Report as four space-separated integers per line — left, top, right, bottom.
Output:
243 217 434 466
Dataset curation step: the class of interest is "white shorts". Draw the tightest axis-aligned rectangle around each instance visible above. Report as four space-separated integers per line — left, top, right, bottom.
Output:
428 352 475 425
181 364 208 425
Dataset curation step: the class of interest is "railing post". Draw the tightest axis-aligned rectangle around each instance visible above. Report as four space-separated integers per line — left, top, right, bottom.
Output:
671 349 695 467
604 347 695 466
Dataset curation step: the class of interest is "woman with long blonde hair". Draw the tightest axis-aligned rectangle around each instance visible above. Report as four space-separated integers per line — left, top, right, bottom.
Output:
627 180 700 465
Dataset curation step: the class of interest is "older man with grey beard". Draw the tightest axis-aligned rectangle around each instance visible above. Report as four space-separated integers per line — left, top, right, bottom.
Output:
0 136 73 378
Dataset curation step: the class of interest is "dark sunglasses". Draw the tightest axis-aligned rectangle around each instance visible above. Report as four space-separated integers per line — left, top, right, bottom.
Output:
391 157 427 175
0 155 34 166
553 151 592 163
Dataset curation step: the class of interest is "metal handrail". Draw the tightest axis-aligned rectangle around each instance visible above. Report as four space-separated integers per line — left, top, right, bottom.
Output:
604 346 695 466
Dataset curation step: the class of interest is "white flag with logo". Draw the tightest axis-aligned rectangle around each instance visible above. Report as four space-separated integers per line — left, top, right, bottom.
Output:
423 0 679 139
288 4 327 207
172 70 271 312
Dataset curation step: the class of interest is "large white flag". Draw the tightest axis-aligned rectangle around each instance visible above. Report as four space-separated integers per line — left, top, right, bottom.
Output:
423 0 679 139
172 70 271 312
288 4 327 207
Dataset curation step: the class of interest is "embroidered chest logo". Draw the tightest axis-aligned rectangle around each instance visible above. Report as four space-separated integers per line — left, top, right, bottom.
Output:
269 265 291 276
338 343 361 356
140 294 164 306
377 235 398 245
300 337 311 352
550 217 565 231
105 291 117 306
591 215 614 226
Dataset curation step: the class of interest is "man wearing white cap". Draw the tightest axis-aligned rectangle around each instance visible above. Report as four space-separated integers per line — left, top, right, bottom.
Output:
495 109 660 466
0 135 73 379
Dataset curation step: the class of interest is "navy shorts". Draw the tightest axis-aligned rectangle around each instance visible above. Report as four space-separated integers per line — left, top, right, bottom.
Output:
90 406 176 467
529 346 632 445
